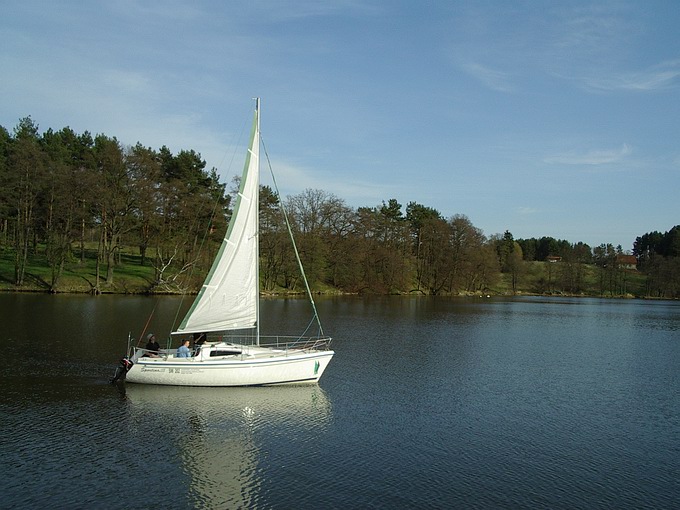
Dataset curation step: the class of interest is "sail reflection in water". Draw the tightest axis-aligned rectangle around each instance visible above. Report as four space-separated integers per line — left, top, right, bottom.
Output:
124 385 332 508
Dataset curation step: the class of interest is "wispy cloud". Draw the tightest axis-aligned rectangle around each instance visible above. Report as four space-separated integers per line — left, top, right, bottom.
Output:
546 5 680 93
516 207 538 215
544 144 632 165
582 59 680 91
263 160 395 206
555 4 631 54
250 0 380 21
460 62 514 92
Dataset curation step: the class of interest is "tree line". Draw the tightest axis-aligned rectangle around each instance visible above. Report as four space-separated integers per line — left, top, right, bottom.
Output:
0 117 227 293
1 118 678 298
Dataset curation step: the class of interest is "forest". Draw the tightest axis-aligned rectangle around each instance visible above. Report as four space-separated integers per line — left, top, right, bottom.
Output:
1 117 679 299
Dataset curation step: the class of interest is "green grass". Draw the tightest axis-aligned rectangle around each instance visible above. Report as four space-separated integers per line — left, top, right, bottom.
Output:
0 247 159 294
492 261 647 297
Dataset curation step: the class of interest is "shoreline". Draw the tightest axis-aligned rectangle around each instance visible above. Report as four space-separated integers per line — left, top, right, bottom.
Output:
0 286 673 301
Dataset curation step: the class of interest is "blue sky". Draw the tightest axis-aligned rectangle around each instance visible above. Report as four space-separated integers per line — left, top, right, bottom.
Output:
2 1 679 251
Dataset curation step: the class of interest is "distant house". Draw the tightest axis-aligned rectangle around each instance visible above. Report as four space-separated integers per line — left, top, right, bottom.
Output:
616 254 637 270
546 256 562 263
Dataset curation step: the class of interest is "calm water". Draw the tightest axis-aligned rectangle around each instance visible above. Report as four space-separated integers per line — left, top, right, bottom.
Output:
1 294 679 509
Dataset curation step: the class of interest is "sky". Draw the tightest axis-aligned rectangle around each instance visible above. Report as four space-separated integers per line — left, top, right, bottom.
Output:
2 1 679 251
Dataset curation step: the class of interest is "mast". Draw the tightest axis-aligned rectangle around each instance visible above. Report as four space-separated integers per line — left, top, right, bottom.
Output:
255 97 261 346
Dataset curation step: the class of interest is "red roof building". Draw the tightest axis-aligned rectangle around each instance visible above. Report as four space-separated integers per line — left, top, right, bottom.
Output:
616 254 637 269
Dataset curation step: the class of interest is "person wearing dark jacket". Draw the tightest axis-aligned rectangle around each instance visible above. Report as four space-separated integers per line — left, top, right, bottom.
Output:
145 334 160 357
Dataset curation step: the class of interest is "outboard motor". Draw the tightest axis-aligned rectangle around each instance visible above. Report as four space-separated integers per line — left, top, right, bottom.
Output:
110 356 134 383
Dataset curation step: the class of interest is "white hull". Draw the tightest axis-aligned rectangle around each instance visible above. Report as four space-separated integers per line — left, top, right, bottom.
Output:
126 345 334 387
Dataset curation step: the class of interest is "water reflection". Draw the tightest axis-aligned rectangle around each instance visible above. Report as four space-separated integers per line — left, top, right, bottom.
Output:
123 384 332 508
4 293 680 509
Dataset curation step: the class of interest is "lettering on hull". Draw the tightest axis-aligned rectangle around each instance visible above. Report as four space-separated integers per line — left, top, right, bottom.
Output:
140 366 203 375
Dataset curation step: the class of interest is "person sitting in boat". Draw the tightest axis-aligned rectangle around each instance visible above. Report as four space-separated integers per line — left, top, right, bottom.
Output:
192 333 207 357
193 332 207 346
176 339 192 358
144 334 160 357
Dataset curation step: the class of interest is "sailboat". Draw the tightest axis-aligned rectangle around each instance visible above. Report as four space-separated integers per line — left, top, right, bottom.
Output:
119 98 334 386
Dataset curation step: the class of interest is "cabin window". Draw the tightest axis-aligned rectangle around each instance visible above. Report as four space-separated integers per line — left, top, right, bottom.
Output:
209 350 241 357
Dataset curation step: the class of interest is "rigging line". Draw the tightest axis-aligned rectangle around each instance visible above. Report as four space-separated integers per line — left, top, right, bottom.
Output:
137 300 159 347
261 135 325 337
289 315 321 348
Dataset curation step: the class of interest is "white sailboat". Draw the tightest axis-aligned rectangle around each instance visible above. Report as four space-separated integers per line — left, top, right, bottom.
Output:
120 99 334 386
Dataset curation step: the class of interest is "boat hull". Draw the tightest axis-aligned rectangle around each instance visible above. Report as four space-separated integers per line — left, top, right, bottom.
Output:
125 349 334 387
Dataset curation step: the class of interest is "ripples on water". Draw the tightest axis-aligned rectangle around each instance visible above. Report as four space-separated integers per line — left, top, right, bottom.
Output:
1 295 679 509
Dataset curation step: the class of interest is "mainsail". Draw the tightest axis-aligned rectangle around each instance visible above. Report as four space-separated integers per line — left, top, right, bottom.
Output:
175 101 260 335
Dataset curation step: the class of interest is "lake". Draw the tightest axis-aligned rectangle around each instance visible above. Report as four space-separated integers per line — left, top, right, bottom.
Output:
1 294 679 509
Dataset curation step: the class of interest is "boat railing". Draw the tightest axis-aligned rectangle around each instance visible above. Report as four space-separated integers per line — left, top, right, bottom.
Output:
219 334 332 352
132 336 332 361
132 347 173 358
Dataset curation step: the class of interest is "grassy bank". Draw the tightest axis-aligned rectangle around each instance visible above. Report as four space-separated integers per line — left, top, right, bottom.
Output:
493 261 647 298
1 247 649 297
0 248 159 294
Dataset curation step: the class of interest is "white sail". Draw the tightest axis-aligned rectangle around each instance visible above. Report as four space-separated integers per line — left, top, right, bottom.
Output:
174 103 260 335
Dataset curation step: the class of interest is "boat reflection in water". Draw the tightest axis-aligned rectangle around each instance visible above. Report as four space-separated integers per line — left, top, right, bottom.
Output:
123 384 332 508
